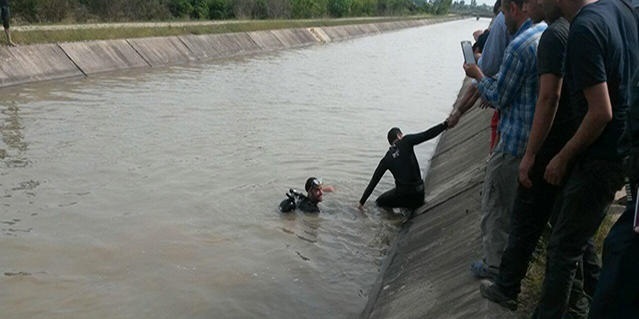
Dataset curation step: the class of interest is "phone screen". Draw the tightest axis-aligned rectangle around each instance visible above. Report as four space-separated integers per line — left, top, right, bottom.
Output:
461 40 476 65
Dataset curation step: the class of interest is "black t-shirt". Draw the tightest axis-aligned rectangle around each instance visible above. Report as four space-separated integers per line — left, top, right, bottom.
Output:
565 0 639 160
536 17 576 160
359 122 447 204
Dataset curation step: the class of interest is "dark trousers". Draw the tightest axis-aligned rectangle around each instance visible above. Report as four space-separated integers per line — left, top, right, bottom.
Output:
534 159 624 319
589 184 639 318
497 172 559 298
496 158 599 301
375 186 424 209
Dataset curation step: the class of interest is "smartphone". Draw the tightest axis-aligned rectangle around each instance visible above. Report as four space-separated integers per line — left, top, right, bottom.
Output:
461 40 476 65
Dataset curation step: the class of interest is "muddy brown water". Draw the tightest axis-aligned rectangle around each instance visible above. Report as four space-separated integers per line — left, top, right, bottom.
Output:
0 19 489 319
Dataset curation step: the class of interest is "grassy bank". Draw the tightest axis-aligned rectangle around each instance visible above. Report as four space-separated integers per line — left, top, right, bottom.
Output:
10 16 440 45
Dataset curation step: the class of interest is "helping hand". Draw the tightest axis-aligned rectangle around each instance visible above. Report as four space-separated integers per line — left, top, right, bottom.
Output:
446 110 461 129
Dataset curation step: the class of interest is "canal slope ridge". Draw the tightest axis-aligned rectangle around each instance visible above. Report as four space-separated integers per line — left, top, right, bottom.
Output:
0 17 459 88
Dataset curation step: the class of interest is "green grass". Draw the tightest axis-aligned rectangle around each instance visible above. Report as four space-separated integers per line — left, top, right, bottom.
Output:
10 16 437 45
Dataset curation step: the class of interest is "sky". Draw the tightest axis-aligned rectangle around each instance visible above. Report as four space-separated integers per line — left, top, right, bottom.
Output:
473 0 497 6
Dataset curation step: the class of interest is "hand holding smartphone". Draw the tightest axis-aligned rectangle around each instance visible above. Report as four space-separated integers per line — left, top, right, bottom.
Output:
461 40 476 65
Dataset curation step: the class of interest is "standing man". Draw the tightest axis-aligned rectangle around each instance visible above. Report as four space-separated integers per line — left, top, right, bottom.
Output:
447 1 511 131
533 0 639 317
1 0 15 46
589 1 639 317
462 0 546 279
478 0 578 311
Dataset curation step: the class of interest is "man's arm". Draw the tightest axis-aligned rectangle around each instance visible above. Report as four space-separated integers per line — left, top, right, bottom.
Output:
401 121 448 146
544 82 612 185
447 84 481 128
322 185 335 192
519 73 563 188
359 160 387 206
467 48 526 111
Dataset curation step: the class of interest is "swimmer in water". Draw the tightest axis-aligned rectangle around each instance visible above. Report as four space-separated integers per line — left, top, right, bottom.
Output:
279 177 335 213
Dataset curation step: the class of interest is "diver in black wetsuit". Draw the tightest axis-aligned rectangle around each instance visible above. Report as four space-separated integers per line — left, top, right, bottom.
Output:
279 177 335 213
358 121 448 211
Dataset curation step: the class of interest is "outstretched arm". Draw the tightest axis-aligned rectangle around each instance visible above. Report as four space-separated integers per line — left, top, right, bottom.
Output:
448 84 481 128
359 160 387 206
401 121 449 146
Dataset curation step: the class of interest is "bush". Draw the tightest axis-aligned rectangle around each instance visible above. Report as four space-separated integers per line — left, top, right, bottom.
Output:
11 0 40 23
168 0 194 18
351 0 377 16
208 0 235 19
191 0 210 19
328 0 352 17
290 0 328 18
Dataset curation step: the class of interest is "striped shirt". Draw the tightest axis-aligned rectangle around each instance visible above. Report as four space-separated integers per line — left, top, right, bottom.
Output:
477 19 547 157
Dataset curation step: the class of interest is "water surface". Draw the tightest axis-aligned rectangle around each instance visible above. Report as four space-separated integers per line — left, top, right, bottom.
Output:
0 19 489 319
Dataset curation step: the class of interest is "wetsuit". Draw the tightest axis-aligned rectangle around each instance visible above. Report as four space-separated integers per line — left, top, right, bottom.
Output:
297 196 320 213
359 121 448 209
279 191 320 213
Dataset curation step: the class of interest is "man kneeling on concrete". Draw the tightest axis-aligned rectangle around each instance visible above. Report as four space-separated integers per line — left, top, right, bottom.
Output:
358 121 448 212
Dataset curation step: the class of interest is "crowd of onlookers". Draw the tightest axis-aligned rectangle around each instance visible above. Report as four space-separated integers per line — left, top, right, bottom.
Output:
445 0 639 317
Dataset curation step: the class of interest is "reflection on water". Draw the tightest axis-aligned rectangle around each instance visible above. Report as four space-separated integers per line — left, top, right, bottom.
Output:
1 99 38 238
0 19 490 319
1 101 28 166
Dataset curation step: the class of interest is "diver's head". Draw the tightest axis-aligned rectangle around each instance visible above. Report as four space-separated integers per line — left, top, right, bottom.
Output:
387 127 403 145
305 177 324 202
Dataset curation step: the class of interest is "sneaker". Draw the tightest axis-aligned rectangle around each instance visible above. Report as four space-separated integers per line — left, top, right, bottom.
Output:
480 281 517 311
470 260 498 280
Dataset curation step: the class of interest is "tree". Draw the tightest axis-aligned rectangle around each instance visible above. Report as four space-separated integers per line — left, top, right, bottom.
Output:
208 0 235 19
328 0 352 17
168 0 194 18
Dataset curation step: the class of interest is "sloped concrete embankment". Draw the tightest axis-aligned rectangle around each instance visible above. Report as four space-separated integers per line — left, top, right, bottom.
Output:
361 78 517 319
0 17 459 88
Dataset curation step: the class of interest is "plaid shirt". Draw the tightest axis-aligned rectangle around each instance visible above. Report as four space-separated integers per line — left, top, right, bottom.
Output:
477 20 547 157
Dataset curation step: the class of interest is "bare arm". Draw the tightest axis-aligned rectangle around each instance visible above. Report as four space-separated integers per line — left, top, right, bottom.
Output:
448 84 481 128
322 185 335 192
544 82 612 185
519 73 562 188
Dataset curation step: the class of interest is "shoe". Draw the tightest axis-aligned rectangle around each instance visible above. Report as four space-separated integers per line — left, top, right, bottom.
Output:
480 281 517 311
470 260 498 280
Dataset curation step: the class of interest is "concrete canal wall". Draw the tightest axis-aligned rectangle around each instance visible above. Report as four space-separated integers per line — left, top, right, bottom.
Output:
0 17 458 88
361 78 516 319
359 77 626 318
